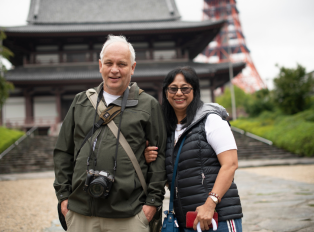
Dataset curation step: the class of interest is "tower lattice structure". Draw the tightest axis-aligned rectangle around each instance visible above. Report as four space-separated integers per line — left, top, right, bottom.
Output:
199 0 266 92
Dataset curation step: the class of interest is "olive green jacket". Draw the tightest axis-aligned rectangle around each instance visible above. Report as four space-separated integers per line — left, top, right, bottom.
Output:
53 82 167 218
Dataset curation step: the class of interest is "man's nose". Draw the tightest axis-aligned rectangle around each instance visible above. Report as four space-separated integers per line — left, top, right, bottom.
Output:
111 64 119 73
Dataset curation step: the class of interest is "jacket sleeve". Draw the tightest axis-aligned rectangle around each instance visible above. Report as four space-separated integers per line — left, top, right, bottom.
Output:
144 100 167 207
53 96 77 203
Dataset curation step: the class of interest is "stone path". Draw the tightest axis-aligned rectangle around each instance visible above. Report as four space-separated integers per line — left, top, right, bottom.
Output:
236 169 314 232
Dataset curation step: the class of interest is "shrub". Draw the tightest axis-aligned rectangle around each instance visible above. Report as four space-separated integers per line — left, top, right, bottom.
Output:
231 109 314 157
0 127 25 153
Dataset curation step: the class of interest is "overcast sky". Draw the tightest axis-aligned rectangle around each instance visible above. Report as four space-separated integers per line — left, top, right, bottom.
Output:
1 0 314 89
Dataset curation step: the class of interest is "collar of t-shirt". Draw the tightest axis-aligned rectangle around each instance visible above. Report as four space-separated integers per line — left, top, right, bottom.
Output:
103 90 120 106
175 124 186 142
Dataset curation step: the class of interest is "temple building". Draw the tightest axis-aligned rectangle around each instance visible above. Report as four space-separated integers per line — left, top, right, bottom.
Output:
1 0 245 133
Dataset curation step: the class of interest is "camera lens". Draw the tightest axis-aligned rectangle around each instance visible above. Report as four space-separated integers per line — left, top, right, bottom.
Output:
88 177 107 198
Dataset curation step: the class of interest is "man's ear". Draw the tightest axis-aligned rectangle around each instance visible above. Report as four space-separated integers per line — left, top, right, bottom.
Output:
131 62 136 75
99 59 102 72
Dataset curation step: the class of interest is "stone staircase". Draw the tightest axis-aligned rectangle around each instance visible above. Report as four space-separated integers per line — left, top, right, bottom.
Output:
0 131 300 174
233 131 298 160
0 135 58 174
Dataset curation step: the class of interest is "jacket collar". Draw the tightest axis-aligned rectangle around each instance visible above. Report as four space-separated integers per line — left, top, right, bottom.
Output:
96 82 140 107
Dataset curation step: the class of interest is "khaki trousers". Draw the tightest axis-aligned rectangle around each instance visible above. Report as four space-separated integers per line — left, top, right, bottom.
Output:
65 209 150 232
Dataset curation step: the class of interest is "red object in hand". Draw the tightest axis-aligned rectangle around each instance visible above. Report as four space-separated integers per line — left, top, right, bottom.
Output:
186 211 218 228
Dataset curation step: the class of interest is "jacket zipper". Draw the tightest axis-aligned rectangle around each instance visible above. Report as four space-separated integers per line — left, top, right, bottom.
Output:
95 127 106 160
89 127 103 217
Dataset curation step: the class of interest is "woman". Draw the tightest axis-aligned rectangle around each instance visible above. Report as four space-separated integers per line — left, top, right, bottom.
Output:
145 67 243 232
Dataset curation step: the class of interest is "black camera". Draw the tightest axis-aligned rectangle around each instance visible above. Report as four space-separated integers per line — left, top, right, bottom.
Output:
83 169 114 198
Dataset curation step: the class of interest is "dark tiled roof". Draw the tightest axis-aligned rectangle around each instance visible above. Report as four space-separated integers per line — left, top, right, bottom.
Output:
27 0 180 24
5 61 245 82
4 20 224 34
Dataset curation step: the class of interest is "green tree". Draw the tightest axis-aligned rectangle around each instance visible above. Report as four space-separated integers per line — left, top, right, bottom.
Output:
0 30 14 108
274 64 314 115
216 85 250 116
244 88 275 117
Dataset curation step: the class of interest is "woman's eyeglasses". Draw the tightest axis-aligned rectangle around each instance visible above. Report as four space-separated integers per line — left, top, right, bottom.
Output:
167 87 193 94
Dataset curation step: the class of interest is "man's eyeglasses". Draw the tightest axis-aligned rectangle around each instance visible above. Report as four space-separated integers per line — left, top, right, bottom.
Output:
167 87 193 94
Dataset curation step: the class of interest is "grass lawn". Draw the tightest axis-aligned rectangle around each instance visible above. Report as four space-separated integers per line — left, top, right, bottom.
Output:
0 127 25 153
231 109 314 157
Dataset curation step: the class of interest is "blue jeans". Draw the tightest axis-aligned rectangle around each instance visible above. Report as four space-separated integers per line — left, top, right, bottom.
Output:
180 218 242 232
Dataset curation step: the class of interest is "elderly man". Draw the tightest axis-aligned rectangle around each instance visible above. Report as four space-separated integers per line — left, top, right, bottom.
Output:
53 35 166 232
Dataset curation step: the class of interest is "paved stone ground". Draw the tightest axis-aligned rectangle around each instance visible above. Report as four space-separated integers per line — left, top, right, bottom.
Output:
236 169 314 232
1 160 314 232
161 166 314 232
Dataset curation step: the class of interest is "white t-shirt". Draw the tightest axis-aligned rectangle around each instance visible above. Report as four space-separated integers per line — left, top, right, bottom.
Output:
175 114 237 155
103 91 120 105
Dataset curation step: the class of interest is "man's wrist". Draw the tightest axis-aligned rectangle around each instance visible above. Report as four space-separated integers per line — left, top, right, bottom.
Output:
57 192 70 203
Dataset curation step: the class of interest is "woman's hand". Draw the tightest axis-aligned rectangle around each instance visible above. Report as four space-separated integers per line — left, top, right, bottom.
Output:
144 141 158 163
193 198 216 231
192 149 238 230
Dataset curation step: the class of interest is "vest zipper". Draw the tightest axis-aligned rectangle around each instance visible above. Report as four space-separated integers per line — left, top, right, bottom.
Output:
175 176 185 222
202 173 205 185
200 156 210 193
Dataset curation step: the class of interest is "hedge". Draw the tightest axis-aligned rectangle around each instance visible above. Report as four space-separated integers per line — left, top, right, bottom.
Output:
0 127 25 154
231 109 314 157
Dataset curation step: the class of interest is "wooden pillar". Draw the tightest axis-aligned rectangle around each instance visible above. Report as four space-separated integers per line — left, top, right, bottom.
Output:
153 82 163 104
210 78 215 103
158 88 163 104
59 43 63 63
24 91 33 124
210 86 215 103
56 92 62 123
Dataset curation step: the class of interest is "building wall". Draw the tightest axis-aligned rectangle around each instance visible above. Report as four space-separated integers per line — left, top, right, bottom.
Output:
2 97 26 126
200 89 212 103
33 96 57 125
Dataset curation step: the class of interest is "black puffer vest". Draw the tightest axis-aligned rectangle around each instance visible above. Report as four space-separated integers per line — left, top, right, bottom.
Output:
165 105 243 228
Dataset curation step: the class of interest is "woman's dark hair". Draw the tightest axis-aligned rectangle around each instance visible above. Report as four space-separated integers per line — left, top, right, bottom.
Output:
162 66 203 134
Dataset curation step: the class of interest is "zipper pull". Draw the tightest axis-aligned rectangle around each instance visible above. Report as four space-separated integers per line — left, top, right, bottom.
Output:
176 187 178 198
202 173 205 185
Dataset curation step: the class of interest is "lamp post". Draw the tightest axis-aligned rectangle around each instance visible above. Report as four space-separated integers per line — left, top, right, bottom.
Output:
227 29 237 120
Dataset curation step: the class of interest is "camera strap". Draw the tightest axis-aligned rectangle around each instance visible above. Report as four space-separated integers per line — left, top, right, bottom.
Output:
112 86 129 178
81 86 148 195
75 88 130 165
84 87 129 171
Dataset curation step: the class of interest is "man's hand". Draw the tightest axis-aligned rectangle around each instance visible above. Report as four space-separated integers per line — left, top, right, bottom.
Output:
61 199 69 218
142 205 157 222
193 199 216 231
144 141 158 164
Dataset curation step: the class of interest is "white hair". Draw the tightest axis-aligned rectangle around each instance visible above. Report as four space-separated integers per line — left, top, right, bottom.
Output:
99 35 136 65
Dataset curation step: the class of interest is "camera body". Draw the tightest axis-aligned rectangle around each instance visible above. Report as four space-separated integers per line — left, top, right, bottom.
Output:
83 169 114 198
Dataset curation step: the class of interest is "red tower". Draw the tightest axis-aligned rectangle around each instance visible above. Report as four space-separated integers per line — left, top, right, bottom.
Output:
198 0 266 92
